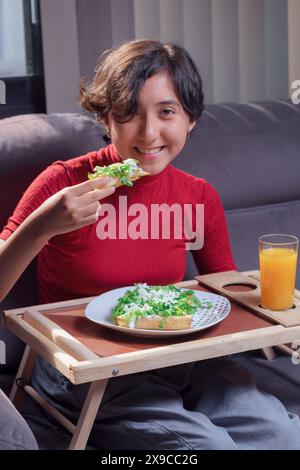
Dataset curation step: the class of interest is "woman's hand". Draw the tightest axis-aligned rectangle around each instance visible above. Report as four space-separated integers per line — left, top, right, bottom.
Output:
0 176 116 302
31 176 116 239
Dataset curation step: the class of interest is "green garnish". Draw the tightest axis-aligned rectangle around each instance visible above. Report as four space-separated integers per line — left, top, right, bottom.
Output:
112 284 213 329
88 158 142 187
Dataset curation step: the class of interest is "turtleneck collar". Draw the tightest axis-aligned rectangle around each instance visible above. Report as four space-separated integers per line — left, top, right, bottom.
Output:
132 164 170 189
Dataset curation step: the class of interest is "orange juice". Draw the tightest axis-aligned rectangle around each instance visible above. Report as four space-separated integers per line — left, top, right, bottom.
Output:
259 248 297 310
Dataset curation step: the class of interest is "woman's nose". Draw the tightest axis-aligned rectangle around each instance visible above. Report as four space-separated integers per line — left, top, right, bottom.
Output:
138 115 159 142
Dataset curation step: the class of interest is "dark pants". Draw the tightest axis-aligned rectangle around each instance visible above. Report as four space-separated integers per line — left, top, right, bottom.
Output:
32 357 300 450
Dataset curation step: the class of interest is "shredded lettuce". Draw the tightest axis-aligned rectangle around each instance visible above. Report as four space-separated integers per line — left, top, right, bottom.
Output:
112 284 213 328
88 158 142 187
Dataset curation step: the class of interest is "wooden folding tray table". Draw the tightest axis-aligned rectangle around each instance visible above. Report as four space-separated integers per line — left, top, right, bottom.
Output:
4 271 300 450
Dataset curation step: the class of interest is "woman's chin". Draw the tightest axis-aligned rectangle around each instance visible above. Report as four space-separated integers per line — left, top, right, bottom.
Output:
141 163 165 175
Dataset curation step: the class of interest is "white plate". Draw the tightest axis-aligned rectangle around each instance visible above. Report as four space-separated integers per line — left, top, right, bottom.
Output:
85 286 231 338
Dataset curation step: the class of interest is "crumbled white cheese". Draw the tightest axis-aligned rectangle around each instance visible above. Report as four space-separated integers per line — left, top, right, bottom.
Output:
137 285 180 306
123 303 152 314
123 158 140 176
129 317 136 329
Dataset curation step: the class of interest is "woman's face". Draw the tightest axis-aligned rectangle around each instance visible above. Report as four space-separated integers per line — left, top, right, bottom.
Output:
104 72 196 175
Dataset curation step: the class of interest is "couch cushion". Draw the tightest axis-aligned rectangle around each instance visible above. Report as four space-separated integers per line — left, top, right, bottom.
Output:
174 101 300 210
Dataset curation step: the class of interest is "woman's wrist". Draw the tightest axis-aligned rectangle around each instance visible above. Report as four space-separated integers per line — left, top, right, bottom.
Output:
22 210 52 245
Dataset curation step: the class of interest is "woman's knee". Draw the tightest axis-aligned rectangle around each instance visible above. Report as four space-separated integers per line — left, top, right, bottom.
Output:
272 412 300 450
192 425 237 450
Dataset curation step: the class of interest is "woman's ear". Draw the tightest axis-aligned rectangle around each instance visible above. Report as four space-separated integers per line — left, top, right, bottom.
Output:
101 116 108 128
97 115 112 141
188 120 197 133
101 115 111 139
186 120 196 139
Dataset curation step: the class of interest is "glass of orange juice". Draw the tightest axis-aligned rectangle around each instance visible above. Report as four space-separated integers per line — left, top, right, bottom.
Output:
259 234 298 310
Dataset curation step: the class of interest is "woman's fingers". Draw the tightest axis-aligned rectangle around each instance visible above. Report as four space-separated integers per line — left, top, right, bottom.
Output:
76 201 100 219
72 176 115 195
77 213 100 229
37 176 117 237
79 184 116 205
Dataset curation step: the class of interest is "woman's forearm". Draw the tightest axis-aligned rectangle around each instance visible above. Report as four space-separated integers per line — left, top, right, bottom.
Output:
0 213 50 302
0 177 115 303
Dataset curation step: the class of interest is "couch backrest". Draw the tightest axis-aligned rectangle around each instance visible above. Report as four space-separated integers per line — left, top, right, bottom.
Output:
176 101 300 208
1 102 299 369
174 101 300 282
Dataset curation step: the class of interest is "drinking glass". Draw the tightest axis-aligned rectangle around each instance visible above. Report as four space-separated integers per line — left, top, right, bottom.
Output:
259 234 298 310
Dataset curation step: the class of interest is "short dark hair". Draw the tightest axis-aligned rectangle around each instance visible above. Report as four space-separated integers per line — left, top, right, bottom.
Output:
80 39 204 126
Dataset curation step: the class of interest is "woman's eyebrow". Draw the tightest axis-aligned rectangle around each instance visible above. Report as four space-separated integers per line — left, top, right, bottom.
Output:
157 100 180 106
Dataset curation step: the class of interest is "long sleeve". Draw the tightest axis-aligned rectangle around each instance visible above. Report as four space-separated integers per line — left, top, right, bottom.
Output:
0 162 69 241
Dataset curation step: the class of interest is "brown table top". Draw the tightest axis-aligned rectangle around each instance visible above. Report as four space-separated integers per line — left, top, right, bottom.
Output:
42 285 274 358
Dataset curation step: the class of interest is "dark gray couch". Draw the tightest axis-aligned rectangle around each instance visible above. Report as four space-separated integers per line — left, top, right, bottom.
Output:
1 101 300 449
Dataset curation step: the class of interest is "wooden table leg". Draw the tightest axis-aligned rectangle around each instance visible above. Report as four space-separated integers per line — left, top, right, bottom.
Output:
10 345 37 409
69 378 108 450
261 347 276 360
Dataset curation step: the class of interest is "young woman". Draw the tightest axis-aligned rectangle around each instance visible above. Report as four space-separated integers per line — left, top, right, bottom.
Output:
0 39 299 450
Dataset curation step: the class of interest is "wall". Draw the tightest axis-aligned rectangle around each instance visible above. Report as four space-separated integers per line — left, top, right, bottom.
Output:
40 0 297 113
288 0 300 94
40 0 81 113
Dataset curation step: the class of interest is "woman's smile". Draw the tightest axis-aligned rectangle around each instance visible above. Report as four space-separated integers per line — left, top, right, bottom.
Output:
134 146 166 159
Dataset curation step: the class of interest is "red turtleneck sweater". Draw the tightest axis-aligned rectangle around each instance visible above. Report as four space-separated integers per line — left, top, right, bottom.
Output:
0 145 236 303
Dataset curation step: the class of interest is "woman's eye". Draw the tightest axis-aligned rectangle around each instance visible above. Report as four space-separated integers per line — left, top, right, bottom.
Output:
161 108 175 116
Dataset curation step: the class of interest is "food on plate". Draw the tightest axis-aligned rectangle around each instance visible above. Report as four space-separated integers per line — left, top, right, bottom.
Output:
88 158 150 188
111 284 213 330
